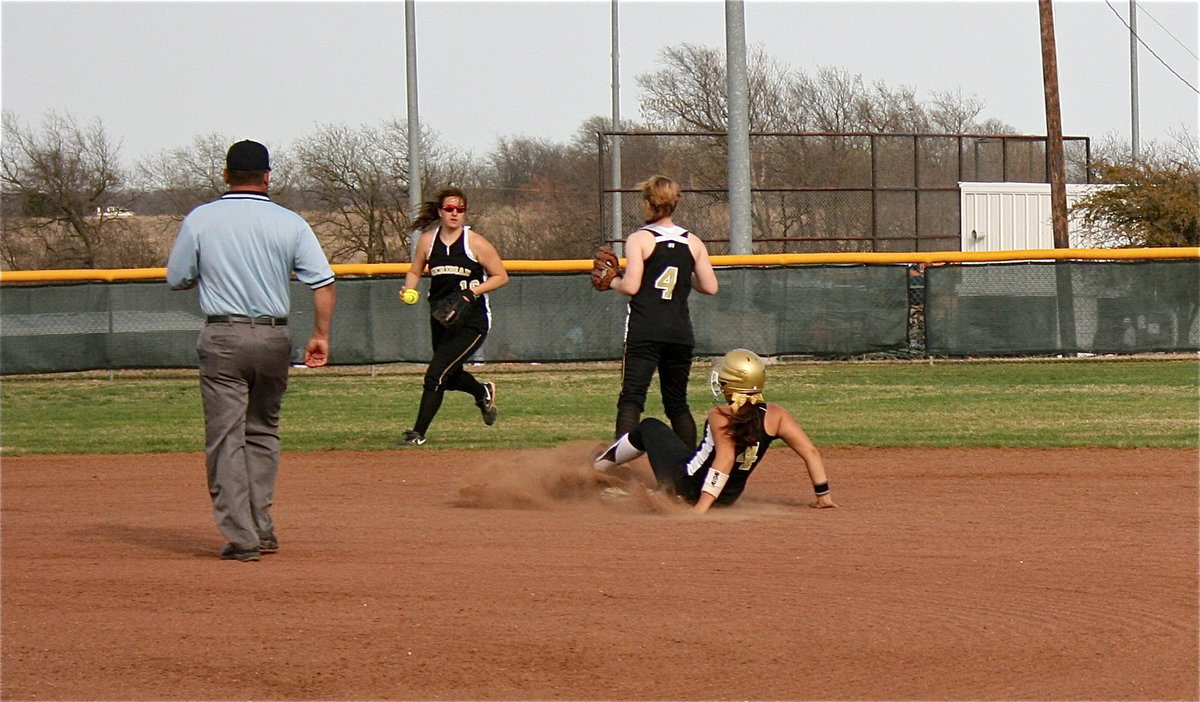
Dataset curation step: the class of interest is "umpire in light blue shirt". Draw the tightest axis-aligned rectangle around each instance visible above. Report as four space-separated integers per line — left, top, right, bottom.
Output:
167 139 336 562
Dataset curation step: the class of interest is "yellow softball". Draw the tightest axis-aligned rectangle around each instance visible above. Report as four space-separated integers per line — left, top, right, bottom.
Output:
402 288 420 305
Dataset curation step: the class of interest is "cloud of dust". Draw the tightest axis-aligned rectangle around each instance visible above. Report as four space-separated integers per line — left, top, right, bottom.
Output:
453 441 688 515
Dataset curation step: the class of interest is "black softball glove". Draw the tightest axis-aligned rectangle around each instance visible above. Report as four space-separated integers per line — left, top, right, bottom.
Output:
432 291 476 330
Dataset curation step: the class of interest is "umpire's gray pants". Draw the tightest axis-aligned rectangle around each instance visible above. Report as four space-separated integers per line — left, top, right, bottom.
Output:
198 322 292 551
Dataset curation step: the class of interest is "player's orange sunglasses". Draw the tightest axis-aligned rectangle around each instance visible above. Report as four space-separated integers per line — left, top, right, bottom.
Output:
440 205 465 213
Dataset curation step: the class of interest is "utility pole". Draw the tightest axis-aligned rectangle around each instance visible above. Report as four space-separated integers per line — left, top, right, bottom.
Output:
725 0 752 254
1038 0 1069 249
405 0 422 259
1038 0 1077 352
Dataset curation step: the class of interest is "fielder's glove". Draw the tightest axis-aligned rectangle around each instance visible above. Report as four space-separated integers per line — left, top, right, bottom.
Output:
432 291 476 330
591 246 621 291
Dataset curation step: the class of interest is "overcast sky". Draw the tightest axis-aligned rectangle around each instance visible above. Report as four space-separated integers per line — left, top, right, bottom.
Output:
2 0 1196 168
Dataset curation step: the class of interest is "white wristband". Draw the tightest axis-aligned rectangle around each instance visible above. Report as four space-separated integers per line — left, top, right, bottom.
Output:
701 468 730 498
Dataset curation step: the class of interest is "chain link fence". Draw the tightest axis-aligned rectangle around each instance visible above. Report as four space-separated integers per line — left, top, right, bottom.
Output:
599 132 1091 253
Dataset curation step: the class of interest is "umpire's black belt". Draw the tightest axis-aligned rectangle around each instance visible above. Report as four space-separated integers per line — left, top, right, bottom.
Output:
206 315 288 326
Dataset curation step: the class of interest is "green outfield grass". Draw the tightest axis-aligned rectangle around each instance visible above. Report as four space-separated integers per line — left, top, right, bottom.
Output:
1 357 1196 455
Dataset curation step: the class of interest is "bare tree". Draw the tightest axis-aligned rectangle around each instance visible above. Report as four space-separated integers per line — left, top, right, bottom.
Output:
638 46 1009 138
135 134 305 217
290 119 471 263
0 110 154 269
927 89 986 134
572 114 629 155
134 132 229 215
488 136 580 196
636 43 794 133
855 81 930 133
291 122 412 263
380 118 477 196
474 135 599 258
793 66 867 133
637 44 727 132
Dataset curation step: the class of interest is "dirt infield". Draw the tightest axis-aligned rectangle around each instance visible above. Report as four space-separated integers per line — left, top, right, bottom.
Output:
2 445 1196 701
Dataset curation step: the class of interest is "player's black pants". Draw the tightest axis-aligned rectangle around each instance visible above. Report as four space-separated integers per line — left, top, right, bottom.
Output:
628 418 702 503
616 339 696 447
412 318 488 435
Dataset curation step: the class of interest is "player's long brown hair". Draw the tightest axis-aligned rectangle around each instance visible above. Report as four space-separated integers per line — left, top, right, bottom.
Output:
723 398 764 452
410 186 467 232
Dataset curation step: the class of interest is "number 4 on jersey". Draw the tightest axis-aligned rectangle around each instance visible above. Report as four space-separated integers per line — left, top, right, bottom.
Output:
654 266 679 300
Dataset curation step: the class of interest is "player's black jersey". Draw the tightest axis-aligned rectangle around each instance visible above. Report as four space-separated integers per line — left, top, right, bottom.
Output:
684 404 775 505
625 223 696 345
426 226 490 329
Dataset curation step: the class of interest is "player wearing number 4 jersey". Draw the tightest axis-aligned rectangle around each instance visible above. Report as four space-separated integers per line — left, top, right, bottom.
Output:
604 175 719 447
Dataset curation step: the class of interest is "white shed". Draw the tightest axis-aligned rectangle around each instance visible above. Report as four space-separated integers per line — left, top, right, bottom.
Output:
960 182 1106 251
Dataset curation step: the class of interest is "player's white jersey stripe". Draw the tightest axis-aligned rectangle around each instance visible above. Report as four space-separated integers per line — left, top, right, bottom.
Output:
686 424 717 477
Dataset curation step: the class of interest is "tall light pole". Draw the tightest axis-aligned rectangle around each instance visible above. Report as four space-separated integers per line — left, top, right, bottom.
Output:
1129 0 1141 161
610 0 623 255
725 0 752 254
405 0 422 258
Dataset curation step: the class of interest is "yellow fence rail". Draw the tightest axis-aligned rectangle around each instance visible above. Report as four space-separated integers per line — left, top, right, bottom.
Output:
1 248 1196 284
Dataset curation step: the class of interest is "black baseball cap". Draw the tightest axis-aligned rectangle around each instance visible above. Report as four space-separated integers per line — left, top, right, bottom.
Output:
226 140 271 172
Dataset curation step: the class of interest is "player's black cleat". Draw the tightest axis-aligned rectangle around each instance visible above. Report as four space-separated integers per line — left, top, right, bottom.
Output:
478 381 497 426
400 430 426 446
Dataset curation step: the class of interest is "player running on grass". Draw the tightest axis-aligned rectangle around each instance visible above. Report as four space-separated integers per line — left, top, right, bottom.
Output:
398 187 508 446
594 348 837 514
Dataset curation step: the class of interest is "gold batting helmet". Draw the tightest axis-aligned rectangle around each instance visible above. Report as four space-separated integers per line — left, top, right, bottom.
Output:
710 348 766 402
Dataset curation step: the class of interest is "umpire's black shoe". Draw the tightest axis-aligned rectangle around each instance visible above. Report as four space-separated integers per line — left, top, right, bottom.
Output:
219 543 262 562
478 381 498 426
259 535 279 554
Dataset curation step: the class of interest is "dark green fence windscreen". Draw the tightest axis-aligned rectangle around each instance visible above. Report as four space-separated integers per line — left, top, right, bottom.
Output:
924 260 1199 355
1 261 1195 374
